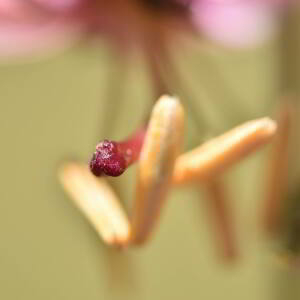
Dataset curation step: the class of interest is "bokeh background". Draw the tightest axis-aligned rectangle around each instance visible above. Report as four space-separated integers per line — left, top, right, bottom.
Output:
0 1 300 299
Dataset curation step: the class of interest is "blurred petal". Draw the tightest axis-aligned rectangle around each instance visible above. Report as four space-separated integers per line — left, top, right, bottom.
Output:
0 0 81 16
192 0 279 48
0 19 83 61
0 0 32 18
0 0 84 61
32 0 81 12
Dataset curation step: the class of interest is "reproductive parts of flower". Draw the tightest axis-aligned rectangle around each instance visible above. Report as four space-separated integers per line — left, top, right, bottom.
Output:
59 95 277 248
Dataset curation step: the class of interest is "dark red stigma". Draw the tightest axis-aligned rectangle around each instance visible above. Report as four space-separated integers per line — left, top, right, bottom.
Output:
89 140 127 177
89 127 146 177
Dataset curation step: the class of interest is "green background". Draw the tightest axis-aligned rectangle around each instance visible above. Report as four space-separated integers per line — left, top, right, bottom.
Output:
0 34 299 299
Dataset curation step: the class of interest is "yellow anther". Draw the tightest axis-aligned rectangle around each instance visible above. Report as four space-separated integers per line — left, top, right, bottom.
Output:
173 118 277 185
131 95 185 244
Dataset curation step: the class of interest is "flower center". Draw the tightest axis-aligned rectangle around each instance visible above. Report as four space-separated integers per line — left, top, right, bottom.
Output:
138 0 191 13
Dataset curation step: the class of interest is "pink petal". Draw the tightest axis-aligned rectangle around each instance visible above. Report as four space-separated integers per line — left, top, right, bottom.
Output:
0 19 83 61
0 0 33 19
192 0 280 48
31 0 82 12
0 0 84 61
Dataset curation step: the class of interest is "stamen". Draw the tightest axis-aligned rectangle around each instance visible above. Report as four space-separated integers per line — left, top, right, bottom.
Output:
263 103 292 234
59 162 131 246
205 178 237 261
131 95 185 244
173 117 277 184
90 128 146 177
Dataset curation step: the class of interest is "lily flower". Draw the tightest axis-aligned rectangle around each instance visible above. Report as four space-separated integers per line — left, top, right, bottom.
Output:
59 95 277 252
0 1 282 260
0 0 281 61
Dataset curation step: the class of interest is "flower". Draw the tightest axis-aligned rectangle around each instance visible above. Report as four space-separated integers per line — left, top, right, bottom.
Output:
0 0 281 61
60 95 277 256
0 1 283 260
0 0 84 59
191 0 280 48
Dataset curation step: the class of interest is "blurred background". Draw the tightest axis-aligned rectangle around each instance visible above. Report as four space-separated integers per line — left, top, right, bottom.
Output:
0 1 300 299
